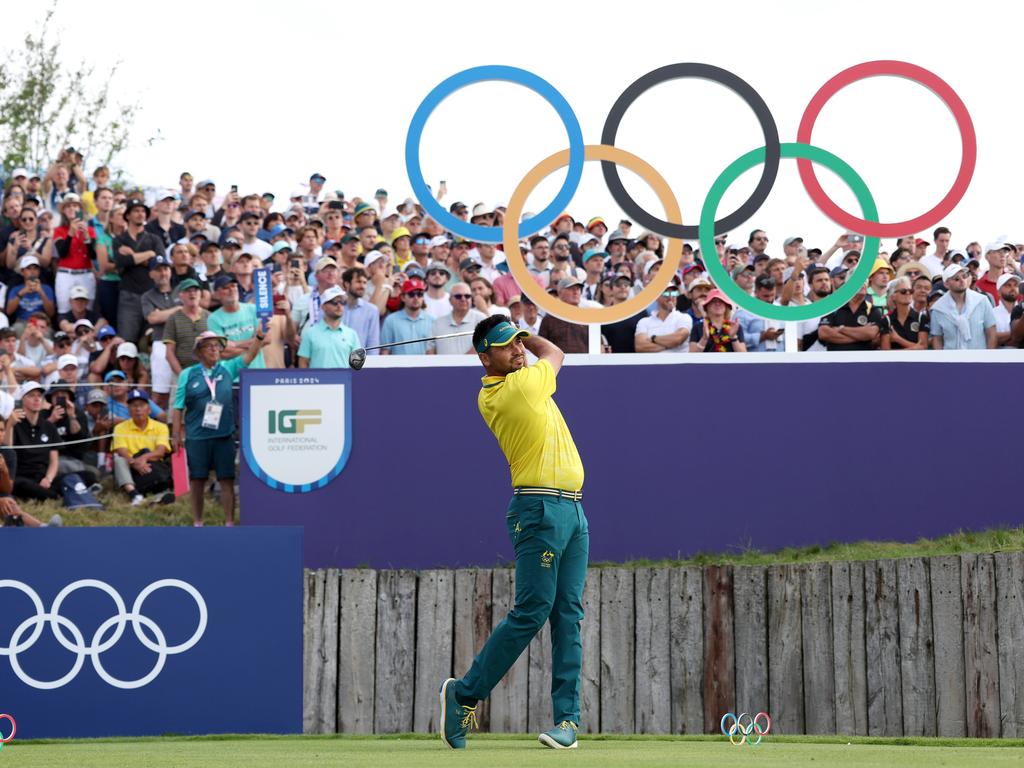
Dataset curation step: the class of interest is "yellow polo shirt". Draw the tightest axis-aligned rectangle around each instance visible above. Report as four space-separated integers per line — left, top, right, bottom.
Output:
112 417 171 457
478 359 584 491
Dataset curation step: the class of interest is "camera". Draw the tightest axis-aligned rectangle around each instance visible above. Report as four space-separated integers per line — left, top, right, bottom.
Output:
3 514 24 527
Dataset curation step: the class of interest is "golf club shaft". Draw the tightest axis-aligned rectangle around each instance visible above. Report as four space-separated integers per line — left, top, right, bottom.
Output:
362 330 474 353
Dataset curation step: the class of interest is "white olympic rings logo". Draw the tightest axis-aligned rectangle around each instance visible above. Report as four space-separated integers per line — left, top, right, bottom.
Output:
0 579 207 690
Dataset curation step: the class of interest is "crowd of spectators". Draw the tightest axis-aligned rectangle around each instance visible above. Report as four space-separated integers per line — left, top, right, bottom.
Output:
2 153 1022 523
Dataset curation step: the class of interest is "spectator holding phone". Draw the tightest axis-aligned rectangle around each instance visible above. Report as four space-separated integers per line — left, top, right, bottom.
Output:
8 381 61 501
50 193 100 313
5 204 49 274
7 254 56 327
113 199 163 343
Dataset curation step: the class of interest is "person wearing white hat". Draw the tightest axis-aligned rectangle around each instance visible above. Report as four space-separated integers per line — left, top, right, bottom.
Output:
975 241 1013 304
50 193 99 315
296 286 359 368
7 253 55 331
992 273 1021 347
57 284 105 336
929 263 996 350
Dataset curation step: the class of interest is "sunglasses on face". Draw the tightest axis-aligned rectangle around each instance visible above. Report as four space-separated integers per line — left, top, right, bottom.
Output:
404 291 424 298
894 289 913 295
662 289 680 297
451 293 472 300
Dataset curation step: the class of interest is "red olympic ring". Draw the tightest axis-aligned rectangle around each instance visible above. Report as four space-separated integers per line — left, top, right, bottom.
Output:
0 713 15 743
796 60 976 238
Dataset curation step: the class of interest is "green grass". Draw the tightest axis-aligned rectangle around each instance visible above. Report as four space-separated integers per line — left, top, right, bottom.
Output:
21 486 1024 565
7 734 1024 768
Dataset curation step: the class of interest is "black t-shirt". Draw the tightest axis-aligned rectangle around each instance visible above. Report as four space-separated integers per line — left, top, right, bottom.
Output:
45 402 90 460
113 229 165 294
12 418 60 481
690 317 746 351
819 299 888 351
601 312 647 353
145 219 187 250
58 308 101 329
170 266 207 291
889 308 929 345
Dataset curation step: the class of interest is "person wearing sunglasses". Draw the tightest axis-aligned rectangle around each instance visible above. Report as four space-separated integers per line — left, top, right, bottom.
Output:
930 263 997 350
881 276 929 350
634 280 691 353
429 282 486 355
380 277 433 355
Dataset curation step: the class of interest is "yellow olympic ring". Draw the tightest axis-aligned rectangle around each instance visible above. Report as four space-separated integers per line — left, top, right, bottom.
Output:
502 144 683 324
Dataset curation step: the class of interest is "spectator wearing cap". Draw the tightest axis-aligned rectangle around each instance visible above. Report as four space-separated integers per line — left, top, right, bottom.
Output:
85 389 113 471
690 289 747 352
296 286 360 368
352 202 377 230
339 267 380 353
580 250 607 303
145 191 186 251
587 217 608 241
297 257 342 331
423 261 452 319
380 277 432 355
184 208 221 244
388 227 413 268
991 273 1020 347
57 284 105 335
881 276 929 350
17 313 55 370
975 242 1011 304
70 318 99 372
162 278 209 400
469 276 510 318
599 274 647 353
45 352 83 407
237 211 272 262
111 387 173 505
751 252 770 275
866 258 895 316
141 254 181 408
538 277 588 353
920 227 951 278
229 250 257 303
889 247 911 274
337 233 362 271
113 199 163 343
44 379 98 487
209 275 264 367
111 341 151 389
361 250 394 317
635 281 691 354
817 279 887 351
458 256 483 287
736 275 785 352
782 236 803 263
430 283 487 355
87 326 124 383
49 193 100 314
172 330 268 526
929 264 996 350
407 232 431 271
685 276 713 328
8 253 55 327
7 381 62 501
605 230 630 264
731 264 756 296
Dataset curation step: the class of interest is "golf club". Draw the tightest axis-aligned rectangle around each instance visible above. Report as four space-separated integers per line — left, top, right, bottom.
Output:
349 331 475 369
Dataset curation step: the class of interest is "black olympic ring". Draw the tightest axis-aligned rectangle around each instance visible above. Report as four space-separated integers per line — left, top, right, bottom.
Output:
600 62 781 239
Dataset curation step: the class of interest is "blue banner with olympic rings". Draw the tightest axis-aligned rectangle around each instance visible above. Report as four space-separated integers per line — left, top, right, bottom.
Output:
0 527 303 738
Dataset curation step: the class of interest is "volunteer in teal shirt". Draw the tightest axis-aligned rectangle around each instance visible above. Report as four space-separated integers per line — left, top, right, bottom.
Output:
297 285 360 368
171 329 266 526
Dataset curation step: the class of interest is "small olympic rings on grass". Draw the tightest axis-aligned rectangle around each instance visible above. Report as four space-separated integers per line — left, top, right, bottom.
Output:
720 710 771 746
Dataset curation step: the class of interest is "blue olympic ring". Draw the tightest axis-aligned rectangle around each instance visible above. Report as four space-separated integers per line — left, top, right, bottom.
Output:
405 65 585 243
720 711 771 746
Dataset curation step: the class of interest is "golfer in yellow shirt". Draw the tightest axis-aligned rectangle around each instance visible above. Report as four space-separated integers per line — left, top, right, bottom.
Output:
440 316 589 750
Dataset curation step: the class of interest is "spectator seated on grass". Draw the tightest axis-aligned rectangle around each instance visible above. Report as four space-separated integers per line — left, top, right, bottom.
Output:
111 388 173 506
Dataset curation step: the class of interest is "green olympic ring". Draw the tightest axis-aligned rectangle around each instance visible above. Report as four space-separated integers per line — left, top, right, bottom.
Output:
699 142 880 323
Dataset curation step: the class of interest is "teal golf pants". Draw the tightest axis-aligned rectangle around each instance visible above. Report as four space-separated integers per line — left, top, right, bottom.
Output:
455 492 590 725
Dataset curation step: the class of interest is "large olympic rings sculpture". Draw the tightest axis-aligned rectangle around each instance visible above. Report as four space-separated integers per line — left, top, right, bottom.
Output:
721 711 772 746
0 578 207 690
406 62 975 323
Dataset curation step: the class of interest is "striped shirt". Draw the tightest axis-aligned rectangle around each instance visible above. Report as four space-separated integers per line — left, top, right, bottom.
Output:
163 308 209 368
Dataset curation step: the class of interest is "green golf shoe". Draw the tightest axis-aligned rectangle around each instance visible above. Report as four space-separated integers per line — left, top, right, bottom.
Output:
439 678 478 749
538 720 578 749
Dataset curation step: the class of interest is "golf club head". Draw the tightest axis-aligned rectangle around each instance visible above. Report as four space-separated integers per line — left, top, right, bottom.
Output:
349 348 367 370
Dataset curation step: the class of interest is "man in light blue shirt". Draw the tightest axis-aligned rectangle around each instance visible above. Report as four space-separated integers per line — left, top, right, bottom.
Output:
297 286 360 368
735 274 785 352
208 275 264 367
380 278 433 355
929 264 996 350
341 266 380 354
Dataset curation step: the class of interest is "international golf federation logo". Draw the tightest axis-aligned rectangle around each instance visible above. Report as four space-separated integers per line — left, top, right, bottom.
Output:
243 373 352 493
268 409 322 434
0 579 207 690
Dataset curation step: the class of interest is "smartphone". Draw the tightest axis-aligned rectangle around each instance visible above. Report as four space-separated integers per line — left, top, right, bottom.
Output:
230 184 238 194
76 210 84 221
848 233 864 245
13 399 21 410
290 258 302 270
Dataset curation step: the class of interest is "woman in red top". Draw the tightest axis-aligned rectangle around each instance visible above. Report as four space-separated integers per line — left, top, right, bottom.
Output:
49 193 103 315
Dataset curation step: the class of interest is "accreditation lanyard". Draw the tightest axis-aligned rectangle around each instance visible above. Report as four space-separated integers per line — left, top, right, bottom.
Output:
200 368 224 430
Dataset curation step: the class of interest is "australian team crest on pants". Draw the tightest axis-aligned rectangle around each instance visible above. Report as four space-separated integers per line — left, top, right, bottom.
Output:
241 369 352 493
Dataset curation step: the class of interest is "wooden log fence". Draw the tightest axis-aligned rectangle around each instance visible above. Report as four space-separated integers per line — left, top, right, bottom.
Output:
302 553 1024 736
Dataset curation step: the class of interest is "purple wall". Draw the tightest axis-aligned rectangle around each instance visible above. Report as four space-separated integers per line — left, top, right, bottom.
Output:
241 362 1020 568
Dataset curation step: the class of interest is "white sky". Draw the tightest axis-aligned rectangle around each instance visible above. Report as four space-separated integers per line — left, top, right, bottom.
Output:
13 0 1022 252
